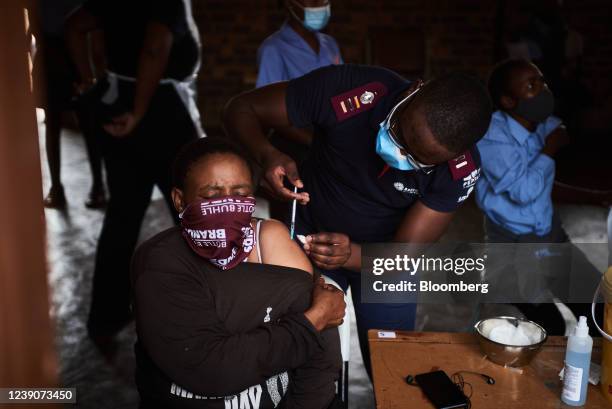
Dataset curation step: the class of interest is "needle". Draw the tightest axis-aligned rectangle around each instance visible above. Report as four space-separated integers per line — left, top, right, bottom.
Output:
289 186 297 239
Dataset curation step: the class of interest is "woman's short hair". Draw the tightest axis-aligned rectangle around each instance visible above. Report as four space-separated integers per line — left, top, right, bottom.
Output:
172 137 253 189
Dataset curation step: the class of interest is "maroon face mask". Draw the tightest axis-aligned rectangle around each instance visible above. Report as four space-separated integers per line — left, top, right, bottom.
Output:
180 196 256 270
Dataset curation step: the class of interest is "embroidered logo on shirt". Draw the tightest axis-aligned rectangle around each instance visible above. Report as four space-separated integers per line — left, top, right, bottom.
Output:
331 82 387 122
457 186 475 203
462 169 481 189
393 182 419 195
264 307 272 323
360 91 375 104
448 150 477 181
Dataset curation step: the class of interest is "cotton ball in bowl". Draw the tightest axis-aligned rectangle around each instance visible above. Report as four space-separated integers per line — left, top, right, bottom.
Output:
475 316 547 367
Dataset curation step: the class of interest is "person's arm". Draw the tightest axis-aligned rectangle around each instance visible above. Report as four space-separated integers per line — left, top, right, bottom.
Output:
65 7 99 88
223 82 309 202
480 139 555 205
303 233 354 272
273 126 314 146
304 143 478 272
132 248 344 397
393 201 455 242
224 65 345 202
541 124 569 158
259 219 313 275
283 326 341 409
302 202 454 272
254 44 314 147
104 21 173 137
279 273 343 409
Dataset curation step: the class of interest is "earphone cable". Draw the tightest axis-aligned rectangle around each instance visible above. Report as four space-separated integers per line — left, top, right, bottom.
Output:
451 372 472 409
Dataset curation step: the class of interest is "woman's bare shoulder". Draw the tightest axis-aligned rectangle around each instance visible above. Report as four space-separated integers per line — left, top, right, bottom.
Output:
260 218 289 235
259 219 313 274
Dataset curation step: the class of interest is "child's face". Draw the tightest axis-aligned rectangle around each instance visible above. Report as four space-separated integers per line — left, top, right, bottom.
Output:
501 62 554 124
505 63 549 104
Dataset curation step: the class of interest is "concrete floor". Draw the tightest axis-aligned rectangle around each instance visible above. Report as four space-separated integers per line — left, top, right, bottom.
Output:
40 113 609 409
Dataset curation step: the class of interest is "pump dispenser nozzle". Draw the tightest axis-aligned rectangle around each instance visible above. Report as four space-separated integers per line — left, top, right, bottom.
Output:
575 316 589 338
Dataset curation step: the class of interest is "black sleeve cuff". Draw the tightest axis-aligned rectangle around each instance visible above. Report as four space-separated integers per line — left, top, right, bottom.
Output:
284 313 326 350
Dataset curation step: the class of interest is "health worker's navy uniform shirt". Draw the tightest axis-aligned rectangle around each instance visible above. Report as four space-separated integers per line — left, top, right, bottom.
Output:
286 64 481 243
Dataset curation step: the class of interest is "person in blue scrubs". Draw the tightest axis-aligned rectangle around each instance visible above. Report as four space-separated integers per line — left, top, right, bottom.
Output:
476 58 601 335
256 0 342 88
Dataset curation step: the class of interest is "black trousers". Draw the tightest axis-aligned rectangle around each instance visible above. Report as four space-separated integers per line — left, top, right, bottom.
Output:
87 81 199 337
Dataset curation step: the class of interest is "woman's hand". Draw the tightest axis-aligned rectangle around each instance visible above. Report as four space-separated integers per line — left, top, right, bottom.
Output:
304 278 346 331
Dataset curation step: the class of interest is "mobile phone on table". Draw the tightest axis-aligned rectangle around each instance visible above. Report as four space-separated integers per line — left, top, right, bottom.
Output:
414 370 469 409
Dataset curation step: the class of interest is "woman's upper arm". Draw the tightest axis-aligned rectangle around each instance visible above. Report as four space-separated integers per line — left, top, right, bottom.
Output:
260 219 313 275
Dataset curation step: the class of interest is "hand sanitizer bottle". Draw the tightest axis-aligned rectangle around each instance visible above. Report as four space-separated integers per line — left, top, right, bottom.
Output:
562 316 593 406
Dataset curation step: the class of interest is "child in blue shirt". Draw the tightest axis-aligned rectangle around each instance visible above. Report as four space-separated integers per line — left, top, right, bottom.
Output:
476 59 602 336
476 58 569 241
477 59 568 334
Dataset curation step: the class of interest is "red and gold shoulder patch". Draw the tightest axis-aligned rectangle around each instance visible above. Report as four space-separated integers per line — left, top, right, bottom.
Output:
448 151 476 180
331 82 387 122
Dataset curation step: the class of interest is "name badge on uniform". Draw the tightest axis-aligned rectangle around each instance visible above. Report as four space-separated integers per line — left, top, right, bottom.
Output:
331 82 387 122
448 151 477 180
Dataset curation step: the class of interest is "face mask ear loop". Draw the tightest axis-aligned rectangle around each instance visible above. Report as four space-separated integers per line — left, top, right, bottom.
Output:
592 280 612 342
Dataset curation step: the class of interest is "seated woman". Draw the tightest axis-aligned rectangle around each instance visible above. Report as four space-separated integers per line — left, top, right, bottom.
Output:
131 137 345 409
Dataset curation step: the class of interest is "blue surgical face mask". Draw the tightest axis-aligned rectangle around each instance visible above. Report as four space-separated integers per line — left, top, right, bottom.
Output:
376 122 415 171
376 86 425 171
290 2 331 32
303 5 330 31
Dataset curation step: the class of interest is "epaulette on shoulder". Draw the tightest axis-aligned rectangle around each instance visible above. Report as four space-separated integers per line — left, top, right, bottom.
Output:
447 150 477 181
331 81 387 122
